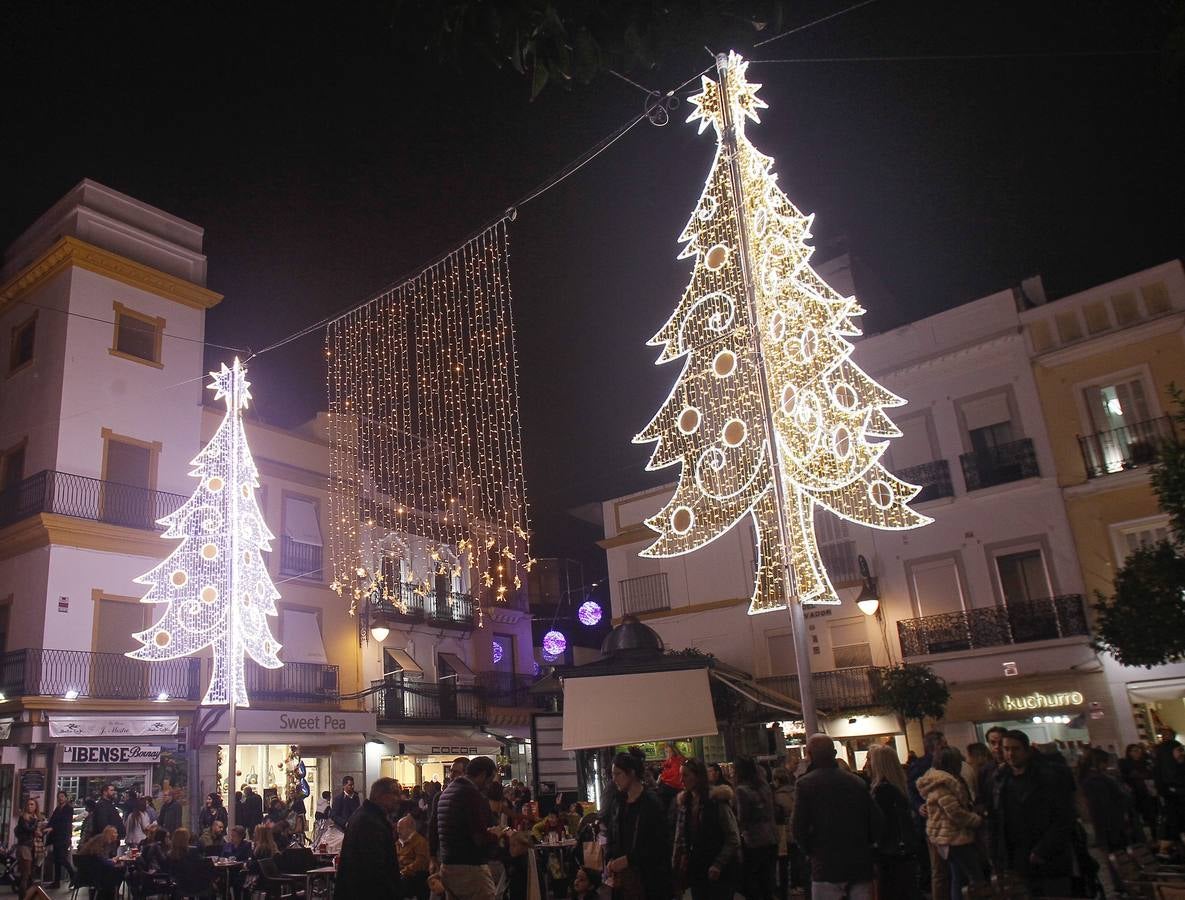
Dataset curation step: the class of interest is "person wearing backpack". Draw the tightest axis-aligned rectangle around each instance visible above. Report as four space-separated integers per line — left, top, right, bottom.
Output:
868 745 921 899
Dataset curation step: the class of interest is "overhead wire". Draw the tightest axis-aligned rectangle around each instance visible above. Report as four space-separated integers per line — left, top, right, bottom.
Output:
751 48 1159 64
752 0 882 48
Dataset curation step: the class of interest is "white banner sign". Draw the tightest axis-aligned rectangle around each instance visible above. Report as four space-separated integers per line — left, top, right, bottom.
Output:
48 716 179 738
62 745 162 765
207 709 376 735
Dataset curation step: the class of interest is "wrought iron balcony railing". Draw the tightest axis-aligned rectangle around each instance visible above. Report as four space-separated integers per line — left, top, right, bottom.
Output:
757 666 887 711
619 573 670 616
279 536 323 580
897 594 1089 657
960 438 1040 491
428 590 476 630
0 648 202 701
1078 415 1176 479
0 470 186 532
245 661 340 703
897 459 955 503
367 582 475 631
475 672 552 709
370 679 485 724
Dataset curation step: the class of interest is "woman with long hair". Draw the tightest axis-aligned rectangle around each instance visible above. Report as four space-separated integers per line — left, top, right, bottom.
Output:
76 826 123 900
673 758 740 900
734 755 778 900
125 796 152 846
868 744 920 899
916 747 984 900
14 797 44 895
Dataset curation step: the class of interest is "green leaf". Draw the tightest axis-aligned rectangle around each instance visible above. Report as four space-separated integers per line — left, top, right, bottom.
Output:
531 61 549 98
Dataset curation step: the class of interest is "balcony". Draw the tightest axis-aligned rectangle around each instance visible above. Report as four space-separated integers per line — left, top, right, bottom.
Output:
367 582 476 632
279 536 323 580
0 648 201 701
475 672 552 709
897 459 955 503
897 594 1089 657
370 679 485 724
0 470 186 532
245 661 340 703
619 573 670 616
758 666 887 712
1078 415 1176 479
960 438 1039 491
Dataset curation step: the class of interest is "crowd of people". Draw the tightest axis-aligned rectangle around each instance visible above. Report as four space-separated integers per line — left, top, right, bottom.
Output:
331 729 1185 900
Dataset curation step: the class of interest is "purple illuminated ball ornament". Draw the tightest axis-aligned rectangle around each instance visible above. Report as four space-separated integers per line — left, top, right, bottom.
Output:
492 640 504 665
542 630 568 659
577 600 603 627
533 660 542 677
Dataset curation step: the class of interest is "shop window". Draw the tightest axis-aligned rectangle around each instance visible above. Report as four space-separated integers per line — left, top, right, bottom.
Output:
907 555 966 618
111 302 165 366
1 442 26 491
8 313 35 373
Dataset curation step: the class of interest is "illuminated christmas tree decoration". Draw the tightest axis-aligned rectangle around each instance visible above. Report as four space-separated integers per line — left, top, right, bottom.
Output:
635 52 930 613
127 359 283 705
327 221 533 626
542 630 567 658
578 600 603 627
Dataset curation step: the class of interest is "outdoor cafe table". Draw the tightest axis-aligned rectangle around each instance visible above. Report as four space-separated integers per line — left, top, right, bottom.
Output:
305 864 337 898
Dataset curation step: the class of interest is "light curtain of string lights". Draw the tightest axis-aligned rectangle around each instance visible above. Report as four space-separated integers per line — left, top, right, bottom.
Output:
635 52 930 613
127 359 282 706
327 220 532 620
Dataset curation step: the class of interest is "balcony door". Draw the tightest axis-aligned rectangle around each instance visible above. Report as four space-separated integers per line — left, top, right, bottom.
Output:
994 549 1056 642
101 432 157 528
1083 378 1154 474
92 597 150 699
906 556 969 654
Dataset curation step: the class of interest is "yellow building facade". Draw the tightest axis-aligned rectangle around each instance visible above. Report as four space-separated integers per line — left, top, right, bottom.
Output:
1024 260 1185 743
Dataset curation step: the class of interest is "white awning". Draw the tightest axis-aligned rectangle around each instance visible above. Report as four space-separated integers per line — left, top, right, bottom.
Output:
385 648 423 677
561 668 718 751
283 497 323 547
376 730 502 757
280 609 327 664
1127 678 1185 703
438 652 474 680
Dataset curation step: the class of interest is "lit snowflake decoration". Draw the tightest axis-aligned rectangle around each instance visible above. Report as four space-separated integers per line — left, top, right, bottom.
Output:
577 600 603 626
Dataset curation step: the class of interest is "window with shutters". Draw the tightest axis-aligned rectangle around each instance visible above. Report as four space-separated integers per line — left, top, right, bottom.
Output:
830 618 873 668
766 632 797 675
958 391 1015 454
993 548 1053 606
8 313 36 374
281 494 323 579
906 555 967 618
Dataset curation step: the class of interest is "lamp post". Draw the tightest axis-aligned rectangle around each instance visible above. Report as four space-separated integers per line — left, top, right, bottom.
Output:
856 555 893 663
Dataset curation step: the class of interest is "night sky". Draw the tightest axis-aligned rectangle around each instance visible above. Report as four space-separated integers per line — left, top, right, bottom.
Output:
4 1 1182 578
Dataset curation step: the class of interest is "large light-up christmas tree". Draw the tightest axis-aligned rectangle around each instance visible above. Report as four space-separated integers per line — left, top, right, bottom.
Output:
635 52 930 623
127 359 282 707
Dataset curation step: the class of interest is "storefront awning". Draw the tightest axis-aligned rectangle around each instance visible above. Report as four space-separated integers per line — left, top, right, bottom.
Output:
438 652 474 680
385 648 423 677
1127 678 1185 703
376 729 502 757
561 668 718 751
280 609 328 664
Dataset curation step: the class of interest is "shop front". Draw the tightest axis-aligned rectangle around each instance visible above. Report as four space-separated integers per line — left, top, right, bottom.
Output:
200 708 375 839
368 729 503 789
937 670 1116 758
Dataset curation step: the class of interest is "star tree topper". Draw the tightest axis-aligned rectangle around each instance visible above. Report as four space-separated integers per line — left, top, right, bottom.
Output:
127 359 283 705
635 52 930 613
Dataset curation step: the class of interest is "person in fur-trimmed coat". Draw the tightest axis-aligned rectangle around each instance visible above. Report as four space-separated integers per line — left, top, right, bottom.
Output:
917 748 985 900
672 759 740 900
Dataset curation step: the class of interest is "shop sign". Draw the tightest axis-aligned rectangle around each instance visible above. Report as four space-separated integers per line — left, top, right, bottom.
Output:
430 746 480 755
987 690 1085 713
63 745 162 765
49 716 179 738
213 710 377 735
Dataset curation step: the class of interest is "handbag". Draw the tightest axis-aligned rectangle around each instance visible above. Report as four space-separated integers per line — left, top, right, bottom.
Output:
582 840 604 871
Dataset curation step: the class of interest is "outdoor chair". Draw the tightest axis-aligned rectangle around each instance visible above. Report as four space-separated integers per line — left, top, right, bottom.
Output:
256 856 303 898
170 856 217 899
1110 850 1185 900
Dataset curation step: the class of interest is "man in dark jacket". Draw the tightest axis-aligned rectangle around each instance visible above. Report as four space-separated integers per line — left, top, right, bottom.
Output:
335 777 402 900
428 757 469 869
241 786 264 833
437 757 501 900
605 751 671 900
993 730 1076 897
330 776 361 831
157 787 183 834
92 784 126 841
792 734 883 900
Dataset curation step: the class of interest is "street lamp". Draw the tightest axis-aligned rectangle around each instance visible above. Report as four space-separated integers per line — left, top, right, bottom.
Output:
370 623 390 642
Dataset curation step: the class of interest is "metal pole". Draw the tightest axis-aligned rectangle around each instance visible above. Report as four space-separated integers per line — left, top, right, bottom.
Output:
714 53 819 735
227 363 239 834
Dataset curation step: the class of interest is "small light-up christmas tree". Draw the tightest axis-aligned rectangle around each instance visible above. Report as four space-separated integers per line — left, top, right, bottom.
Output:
635 52 930 614
127 359 282 706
